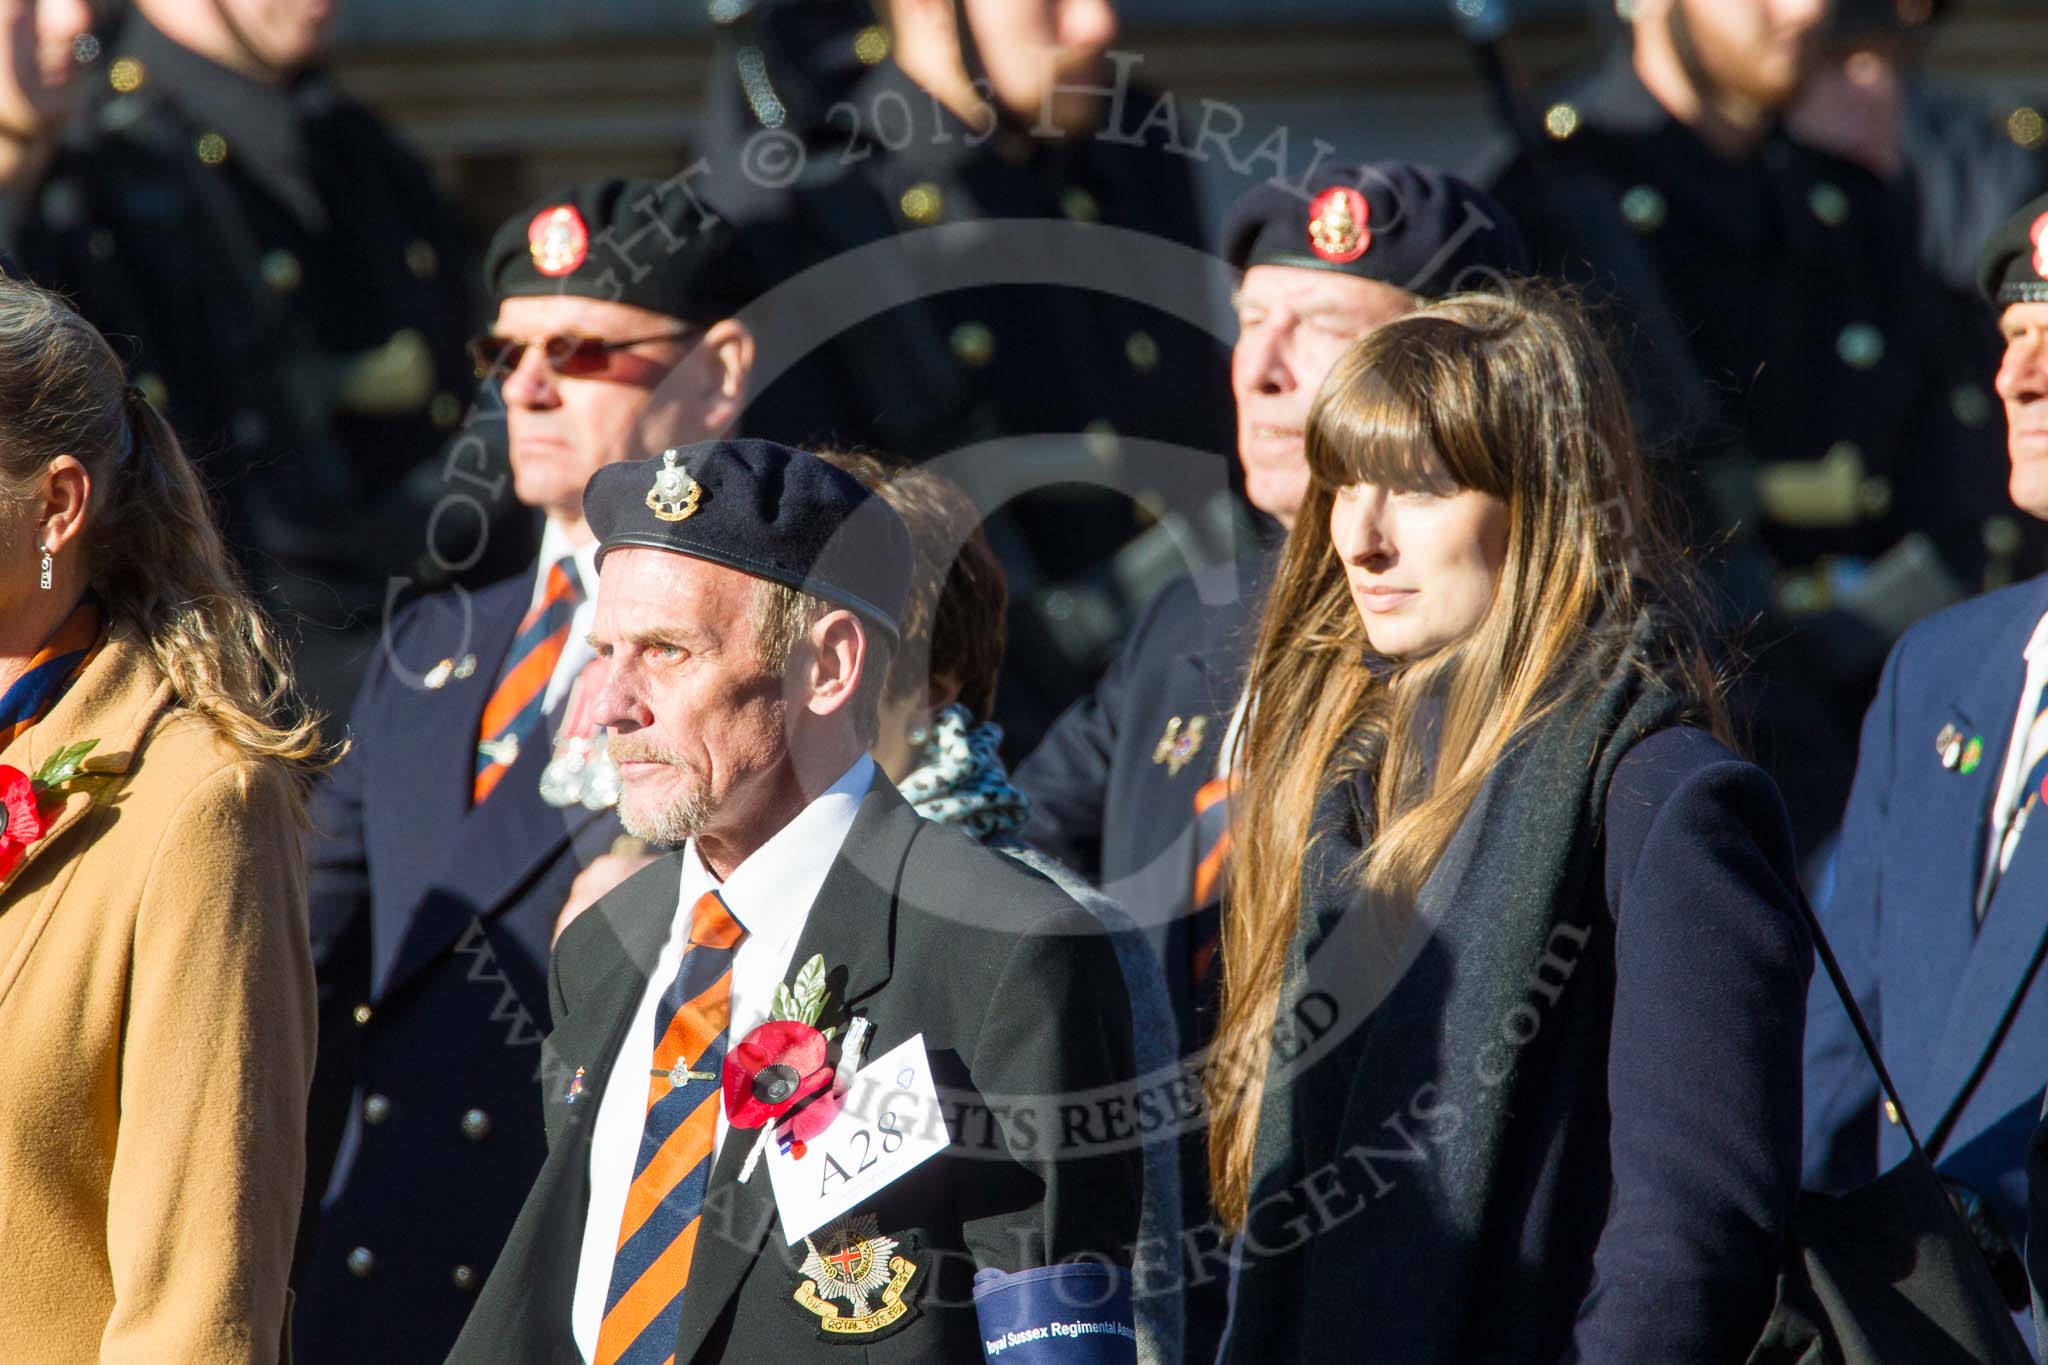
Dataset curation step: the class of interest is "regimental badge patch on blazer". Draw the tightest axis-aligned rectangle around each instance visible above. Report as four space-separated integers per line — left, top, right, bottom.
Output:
792 1214 924 1342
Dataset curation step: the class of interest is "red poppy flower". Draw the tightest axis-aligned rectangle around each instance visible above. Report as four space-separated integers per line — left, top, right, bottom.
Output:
0 765 46 882
723 1019 835 1130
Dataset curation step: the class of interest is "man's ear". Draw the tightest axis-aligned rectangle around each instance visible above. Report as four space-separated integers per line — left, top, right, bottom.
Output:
803 609 867 720
701 318 755 434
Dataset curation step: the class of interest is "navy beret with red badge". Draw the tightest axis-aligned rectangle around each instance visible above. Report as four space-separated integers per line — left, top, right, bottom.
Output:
1978 192 2048 307
1221 160 1529 298
483 175 759 326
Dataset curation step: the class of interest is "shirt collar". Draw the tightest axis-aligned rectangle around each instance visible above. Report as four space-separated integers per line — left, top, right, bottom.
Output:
534 520 601 614
677 754 876 953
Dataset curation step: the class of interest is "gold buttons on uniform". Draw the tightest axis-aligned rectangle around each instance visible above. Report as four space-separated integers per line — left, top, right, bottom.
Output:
1060 187 1099 223
949 322 994 368
1984 515 2022 560
195 132 228 166
853 25 888 65
899 182 942 225
108 58 144 94
363 1093 392 1125
1808 182 1850 227
1125 331 1160 372
2009 107 2045 151
353 1003 374 1026
1083 419 1118 460
405 239 439 279
260 248 302 294
347 1247 376 1278
1952 384 1993 429
1837 324 1884 369
1544 103 1580 140
461 1108 492 1141
1619 185 1665 233
452 1265 478 1292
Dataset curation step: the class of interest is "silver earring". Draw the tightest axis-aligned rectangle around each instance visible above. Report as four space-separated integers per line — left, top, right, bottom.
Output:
38 546 52 591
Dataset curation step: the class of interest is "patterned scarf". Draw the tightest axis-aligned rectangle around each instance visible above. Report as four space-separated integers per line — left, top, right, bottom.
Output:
0 599 103 750
895 703 1030 843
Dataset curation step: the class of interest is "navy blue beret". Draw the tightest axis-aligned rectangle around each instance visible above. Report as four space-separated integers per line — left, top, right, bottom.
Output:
585 439 912 641
1978 192 2048 307
1222 160 1529 298
485 176 758 326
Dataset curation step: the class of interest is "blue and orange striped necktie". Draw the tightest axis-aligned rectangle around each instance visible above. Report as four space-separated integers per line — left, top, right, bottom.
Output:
1 600 103 752
473 557 583 804
596 889 746 1365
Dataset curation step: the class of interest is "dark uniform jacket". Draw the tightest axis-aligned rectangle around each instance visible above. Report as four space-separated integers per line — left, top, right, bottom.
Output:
1224 726 1809 1363
1805 574 2048 1321
445 775 1142 1364
1014 555 1268 1364
1015 554 1269 1043
1484 51 2019 848
297 572 619 1364
17 14 501 713
694 6 1235 752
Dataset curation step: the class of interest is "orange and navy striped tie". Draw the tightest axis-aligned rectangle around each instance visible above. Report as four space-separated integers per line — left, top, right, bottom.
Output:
473 558 583 804
595 890 746 1365
1190 775 1232 987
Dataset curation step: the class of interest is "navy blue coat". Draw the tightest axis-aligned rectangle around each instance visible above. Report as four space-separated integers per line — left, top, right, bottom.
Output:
294 572 620 1364
1014 555 1268 1037
1219 726 1810 1363
1805 575 2048 1300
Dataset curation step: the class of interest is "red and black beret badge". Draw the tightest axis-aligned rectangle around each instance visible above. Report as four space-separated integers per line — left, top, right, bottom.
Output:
2032 210 2048 281
528 203 590 278
1307 186 1371 264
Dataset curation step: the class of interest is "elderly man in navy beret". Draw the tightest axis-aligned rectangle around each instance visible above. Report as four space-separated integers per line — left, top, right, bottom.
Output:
1010 159 1526 1356
449 439 1142 1365
295 176 762 1365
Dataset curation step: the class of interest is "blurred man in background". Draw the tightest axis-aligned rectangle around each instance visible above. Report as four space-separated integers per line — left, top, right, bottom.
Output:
694 0 1235 757
295 176 757 1365
16 0 505 719
1484 0 2023 859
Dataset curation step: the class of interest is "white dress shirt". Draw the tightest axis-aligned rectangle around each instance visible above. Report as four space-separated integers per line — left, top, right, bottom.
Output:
569 755 874 1362
532 519 603 717
1979 611 2048 915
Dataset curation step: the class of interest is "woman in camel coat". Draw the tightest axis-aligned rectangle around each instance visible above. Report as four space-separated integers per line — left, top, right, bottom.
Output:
0 280 320 1361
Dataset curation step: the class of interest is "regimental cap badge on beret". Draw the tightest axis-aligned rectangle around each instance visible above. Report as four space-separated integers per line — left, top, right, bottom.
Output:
528 204 590 278
645 448 704 522
2033 211 2048 280
1307 186 1371 264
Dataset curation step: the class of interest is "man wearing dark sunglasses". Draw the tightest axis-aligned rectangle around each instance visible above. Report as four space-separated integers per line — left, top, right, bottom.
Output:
294 175 760 1365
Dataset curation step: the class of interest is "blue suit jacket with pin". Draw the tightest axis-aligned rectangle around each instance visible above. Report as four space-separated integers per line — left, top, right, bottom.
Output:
293 572 620 1365
1804 573 2048 1288
1014 554 1270 1043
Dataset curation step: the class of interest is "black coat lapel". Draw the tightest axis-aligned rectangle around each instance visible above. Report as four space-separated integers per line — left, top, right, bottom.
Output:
670 779 923 1364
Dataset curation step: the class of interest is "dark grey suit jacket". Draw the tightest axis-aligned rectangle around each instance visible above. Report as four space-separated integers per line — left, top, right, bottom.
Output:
445 775 1142 1364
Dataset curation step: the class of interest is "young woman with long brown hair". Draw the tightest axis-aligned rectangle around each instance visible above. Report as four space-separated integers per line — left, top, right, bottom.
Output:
1206 285 1810 1361
0 278 320 1361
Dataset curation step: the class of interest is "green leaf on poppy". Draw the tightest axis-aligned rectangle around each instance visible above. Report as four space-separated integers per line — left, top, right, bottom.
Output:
34 739 99 789
791 954 828 1023
772 983 800 1021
